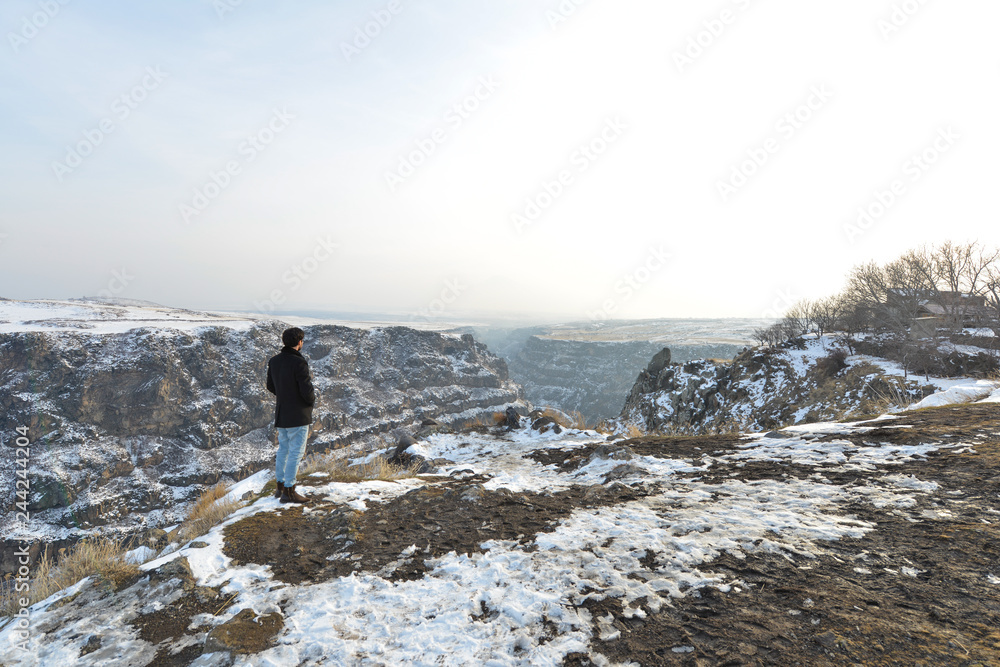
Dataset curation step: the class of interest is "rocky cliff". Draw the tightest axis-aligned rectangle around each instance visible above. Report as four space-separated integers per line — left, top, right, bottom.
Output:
617 337 944 435
507 337 667 422
500 333 742 423
0 301 523 573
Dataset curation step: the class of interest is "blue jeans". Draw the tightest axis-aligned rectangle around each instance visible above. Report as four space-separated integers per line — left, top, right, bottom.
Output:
276 425 309 486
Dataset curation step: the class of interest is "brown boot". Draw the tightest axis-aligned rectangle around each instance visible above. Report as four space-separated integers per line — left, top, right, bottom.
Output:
280 484 310 504
274 481 285 499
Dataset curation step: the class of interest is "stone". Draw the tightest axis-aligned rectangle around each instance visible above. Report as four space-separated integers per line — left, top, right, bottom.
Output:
204 608 284 654
144 528 168 549
28 474 76 511
587 444 635 463
602 463 646 484
531 416 562 434
814 631 842 649
503 406 522 430
151 556 195 586
457 484 487 503
646 347 672 376
393 433 417 459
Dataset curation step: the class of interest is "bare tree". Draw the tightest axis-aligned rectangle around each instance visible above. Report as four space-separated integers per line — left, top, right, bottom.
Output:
809 296 843 339
964 243 1000 298
984 263 1000 336
842 261 889 318
831 295 870 355
928 241 974 329
762 241 1000 352
782 300 812 338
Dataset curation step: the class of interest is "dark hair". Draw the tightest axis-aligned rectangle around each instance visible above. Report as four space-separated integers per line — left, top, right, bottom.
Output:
282 327 305 348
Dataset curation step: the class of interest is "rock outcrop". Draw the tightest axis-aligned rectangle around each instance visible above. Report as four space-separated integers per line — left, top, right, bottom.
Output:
618 338 938 434
506 336 740 423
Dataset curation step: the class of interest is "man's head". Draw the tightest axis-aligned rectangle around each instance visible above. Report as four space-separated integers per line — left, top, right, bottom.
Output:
282 327 305 350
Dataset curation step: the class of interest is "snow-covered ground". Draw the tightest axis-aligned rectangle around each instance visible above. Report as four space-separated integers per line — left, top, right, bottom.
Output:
1 417 974 667
780 334 996 398
0 299 467 334
0 299 260 334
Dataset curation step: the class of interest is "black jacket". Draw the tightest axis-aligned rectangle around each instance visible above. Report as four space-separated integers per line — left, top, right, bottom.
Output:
266 346 316 428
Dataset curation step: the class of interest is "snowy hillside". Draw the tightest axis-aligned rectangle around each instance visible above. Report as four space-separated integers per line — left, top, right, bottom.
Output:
3 403 999 665
618 334 1000 435
0 298 262 334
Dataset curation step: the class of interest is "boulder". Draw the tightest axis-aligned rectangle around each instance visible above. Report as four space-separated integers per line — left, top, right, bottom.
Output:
587 444 635 464
531 416 562 434
144 528 168 550
502 407 522 430
392 433 417 459
646 347 672 376
602 463 646 484
204 608 284 655
151 556 195 587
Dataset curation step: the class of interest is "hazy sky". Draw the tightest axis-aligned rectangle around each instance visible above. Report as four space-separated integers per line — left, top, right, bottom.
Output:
1 0 997 321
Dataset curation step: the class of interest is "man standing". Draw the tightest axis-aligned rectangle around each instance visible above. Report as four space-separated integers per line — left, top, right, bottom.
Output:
266 327 315 504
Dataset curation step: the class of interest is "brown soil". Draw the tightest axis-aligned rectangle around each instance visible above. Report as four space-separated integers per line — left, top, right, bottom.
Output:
132 581 226 667
223 477 656 584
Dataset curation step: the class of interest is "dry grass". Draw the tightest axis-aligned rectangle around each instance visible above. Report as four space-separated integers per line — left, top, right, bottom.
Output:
1 536 140 616
567 410 588 429
537 408 588 430
594 420 644 438
459 411 517 430
177 482 244 543
299 452 420 482
863 377 918 415
460 415 493 429
621 423 645 438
